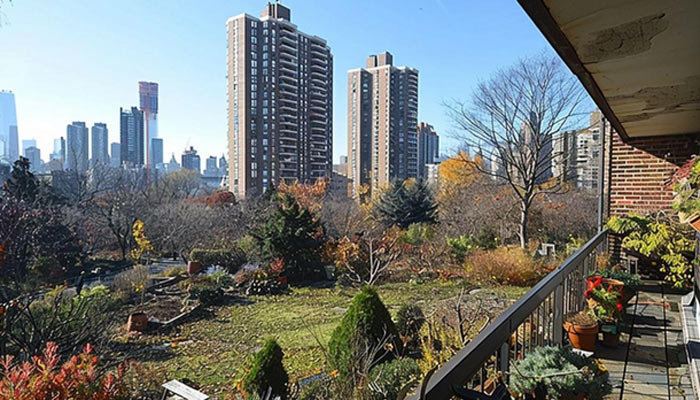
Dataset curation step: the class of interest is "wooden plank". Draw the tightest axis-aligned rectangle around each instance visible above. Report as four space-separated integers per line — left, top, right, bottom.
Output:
162 380 209 400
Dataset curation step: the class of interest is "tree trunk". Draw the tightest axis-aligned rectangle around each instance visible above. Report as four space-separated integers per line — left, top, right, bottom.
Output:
519 202 529 248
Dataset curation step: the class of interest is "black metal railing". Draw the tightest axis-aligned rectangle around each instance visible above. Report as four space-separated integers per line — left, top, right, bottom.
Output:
408 230 609 400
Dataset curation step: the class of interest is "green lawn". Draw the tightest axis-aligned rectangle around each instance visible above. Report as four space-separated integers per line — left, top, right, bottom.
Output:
127 281 527 397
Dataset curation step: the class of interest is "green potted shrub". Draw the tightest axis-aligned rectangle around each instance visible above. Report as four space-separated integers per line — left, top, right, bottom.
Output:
585 276 623 347
563 310 598 351
242 339 289 399
589 268 640 307
509 346 611 400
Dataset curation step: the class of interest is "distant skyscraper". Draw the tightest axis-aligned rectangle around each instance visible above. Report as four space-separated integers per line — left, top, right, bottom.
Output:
181 146 200 172
91 122 109 166
66 121 89 172
552 130 577 182
417 122 439 178
0 90 19 162
120 107 144 167
110 142 121 168
139 82 159 167
347 52 419 197
22 139 37 156
151 137 163 168
227 2 333 197
218 155 228 173
204 156 219 176
51 137 65 163
25 146 41 171
166 153 180 173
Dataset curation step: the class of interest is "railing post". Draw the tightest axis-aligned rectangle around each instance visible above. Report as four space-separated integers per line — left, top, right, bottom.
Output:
499 342 510 375
553 284 564 346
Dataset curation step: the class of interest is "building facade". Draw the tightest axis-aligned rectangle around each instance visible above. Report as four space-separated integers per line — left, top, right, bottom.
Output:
0 90 19 162
347 52 419 197
91 122 109 166
551 129 577 182
120 107 144 167
110 142 121 168
151 138 163 170
25 146 41 171
181 146 201 172
576 110 603 190
139 81 160 167
22 139 37 156
227 2 333 197
51 137 65 163
417 122 439 179
66 121 89 172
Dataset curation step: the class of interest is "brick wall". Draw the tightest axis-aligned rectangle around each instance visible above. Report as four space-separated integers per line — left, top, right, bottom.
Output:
609 132 699 217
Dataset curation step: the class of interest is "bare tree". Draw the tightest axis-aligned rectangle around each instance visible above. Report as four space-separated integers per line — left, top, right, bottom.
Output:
447 54 587 247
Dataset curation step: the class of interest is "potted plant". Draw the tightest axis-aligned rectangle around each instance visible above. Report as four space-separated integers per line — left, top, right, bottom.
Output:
589 269 640 307
671 157 700 232
509 346 611 400
585 276 624 347
564 310 598 351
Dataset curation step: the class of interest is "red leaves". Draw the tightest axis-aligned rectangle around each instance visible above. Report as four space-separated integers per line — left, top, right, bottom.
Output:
0 342 128 400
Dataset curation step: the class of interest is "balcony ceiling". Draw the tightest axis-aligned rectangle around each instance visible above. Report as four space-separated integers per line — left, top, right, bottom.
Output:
519 0 700 140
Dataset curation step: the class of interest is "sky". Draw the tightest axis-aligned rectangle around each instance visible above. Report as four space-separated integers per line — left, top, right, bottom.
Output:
0 0 556 164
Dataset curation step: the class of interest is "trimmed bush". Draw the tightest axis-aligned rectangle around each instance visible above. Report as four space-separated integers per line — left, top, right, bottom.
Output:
189 247 245 274
328 286 400 377
242 339 289 400
369 358 421 400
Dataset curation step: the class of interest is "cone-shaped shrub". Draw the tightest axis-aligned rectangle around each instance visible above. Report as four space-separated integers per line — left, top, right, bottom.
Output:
243 339 289 399
328 286 400 377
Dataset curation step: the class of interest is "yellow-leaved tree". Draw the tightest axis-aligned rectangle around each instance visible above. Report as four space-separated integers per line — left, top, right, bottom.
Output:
130 219 154 263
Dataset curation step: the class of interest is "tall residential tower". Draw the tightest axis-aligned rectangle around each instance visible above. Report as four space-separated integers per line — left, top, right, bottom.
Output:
120 107 144 167
227 2 333 197
0 91 19 162
66 121 89 172
139 82 160 167
91 122 109 166
347 52 418 197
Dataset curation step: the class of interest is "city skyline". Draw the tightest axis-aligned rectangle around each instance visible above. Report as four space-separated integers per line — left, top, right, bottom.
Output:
0 0 556 168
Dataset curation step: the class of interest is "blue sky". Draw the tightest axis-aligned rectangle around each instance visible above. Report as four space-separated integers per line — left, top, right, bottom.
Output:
0 0 555 164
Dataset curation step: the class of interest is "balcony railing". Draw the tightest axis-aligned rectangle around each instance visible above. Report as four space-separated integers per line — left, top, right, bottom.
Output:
408 229 608 400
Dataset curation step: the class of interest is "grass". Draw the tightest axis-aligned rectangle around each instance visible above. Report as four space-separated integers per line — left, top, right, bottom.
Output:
126 280 527 397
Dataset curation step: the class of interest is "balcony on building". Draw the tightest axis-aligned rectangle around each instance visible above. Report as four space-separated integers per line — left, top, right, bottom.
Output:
407 1 700 399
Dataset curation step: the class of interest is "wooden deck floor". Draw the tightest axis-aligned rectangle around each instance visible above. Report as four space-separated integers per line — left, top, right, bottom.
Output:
597 284 696 399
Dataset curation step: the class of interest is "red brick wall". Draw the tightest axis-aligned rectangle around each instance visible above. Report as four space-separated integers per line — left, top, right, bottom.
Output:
609 133 699 217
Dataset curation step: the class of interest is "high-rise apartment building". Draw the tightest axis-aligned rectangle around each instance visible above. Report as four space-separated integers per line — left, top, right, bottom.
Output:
551 130 577 182
110 142 121 168
576 110 603 190
347 52 418 197
139 82 159 168
181 146 201 172
120 107 144 167
417 122 439 178
91 122 109 166
151 138 163 168
227 2 333 197
0 90 19 162
66 121 89 172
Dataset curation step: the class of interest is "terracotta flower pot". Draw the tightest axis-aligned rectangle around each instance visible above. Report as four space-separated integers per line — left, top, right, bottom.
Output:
127 312 148 332
187 261 203 275
564 321 598 351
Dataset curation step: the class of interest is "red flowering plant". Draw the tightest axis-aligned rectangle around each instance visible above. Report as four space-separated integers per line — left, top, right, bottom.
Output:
584 276 624 323
0 342 129 400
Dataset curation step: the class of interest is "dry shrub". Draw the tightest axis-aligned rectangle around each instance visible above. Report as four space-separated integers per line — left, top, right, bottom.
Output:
110 265 150 296
464 246 545 286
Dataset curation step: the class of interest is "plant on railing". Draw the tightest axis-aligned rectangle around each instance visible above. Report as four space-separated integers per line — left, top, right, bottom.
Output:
584 276 623 322
509 346 611 400
606 213 696 288
588 268 640 306
672 157 700 219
